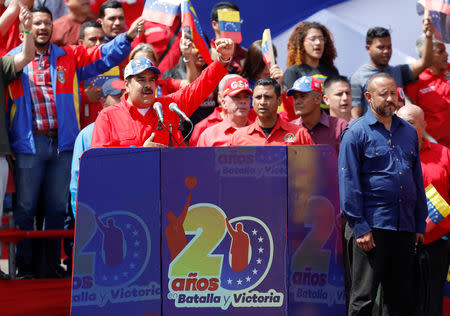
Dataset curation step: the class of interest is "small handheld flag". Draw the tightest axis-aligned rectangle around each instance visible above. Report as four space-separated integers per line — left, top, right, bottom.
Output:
261 29 275 68
142 0 180 27
218 9 242 44
181 0 212 65
425 0 450 42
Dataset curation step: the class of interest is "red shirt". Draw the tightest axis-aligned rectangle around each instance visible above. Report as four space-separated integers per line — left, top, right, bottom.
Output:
91 0 181 74
189 107 224 146
51 14 93 46
91 59 228 147
0 5 21 56
90 0 144 29
420 138 450 243
197 119 249 147
229 116 314 146
189 107 257 146
405 64 450 148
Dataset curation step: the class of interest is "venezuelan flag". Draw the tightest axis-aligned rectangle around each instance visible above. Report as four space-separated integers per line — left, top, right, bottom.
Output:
143 0 180 27
424 184 450 243
426 0 450 15
261 29 273 67
218 9 242 44
181 0 212 65
425 0 450 42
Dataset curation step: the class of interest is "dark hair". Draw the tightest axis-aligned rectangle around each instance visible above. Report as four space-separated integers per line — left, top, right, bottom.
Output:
366 72 395 92
79 21 103 40
241 40 277 81
99 0 124 19
366 27 390 45
31 6 53 20
286 21 337 72
254 77 281 97
323 75 350 95
210 1 239 22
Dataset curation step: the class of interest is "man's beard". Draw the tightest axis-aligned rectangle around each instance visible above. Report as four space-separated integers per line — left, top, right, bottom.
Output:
372 102 396 117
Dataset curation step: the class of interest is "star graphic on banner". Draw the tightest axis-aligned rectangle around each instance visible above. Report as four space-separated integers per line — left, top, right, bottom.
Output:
258 247 264 253
133 252 139 258
252 229 258 235
103 275 108 280
227 278 232 284
256 258 262 264
134 240 140 247
123 271 128 277
246 276 251 282
237 279 242 285
133 230 138 236
258 236 264 243
130 263 136 269
126 223 131 229
252 269 258 275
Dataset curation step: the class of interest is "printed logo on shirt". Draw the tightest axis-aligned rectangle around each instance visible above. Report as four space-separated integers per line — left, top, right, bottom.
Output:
284 133 296 143
418 86 435 95
445 70 450 82
57 66 66 84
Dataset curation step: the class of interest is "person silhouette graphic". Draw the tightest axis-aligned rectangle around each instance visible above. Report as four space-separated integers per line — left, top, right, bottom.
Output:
226 218 250 271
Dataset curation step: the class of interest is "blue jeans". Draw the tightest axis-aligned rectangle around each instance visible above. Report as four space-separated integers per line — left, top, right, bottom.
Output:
13 134 72 269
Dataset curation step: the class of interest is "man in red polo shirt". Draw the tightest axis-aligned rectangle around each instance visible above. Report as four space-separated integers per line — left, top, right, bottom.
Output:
397 104 449 316
189 74 238 146
197 75 252 147
229 78 313 146
405 35 449 148
91 38 235 147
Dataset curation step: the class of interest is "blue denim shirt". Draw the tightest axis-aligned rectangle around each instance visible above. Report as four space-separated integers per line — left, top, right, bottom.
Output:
338 109 427 238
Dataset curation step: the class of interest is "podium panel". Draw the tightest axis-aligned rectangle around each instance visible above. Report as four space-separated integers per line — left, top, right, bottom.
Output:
71 148 161 316
161 147 288 315
287 146 345 315
70 146 345 316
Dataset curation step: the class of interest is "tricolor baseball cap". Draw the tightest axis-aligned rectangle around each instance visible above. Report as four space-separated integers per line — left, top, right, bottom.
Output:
101 78 125 98
222 76 252 97
124 57 161 79
287 76 322 96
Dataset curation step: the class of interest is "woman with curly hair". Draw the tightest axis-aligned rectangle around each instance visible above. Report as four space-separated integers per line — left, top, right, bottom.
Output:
284 21 339 89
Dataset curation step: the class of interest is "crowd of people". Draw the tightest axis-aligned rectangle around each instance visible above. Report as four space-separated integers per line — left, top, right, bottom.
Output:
0 1 448 315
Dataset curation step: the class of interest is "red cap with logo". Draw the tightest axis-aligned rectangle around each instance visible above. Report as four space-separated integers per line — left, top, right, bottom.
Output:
222 77 252 97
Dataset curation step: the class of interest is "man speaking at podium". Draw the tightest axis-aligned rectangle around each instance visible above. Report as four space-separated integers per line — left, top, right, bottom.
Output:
91 38 235 148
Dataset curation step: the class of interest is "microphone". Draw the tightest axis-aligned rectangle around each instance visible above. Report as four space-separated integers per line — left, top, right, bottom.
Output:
169 102 191 123
153 102 164 125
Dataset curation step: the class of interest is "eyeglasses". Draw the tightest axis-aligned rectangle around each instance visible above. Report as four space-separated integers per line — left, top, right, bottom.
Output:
304 36 326 44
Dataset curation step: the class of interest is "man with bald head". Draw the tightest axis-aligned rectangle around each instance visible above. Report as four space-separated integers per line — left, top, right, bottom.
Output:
339 73 428 316
397 104 449 316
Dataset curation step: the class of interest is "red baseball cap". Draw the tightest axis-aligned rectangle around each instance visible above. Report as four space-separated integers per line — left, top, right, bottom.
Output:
222 77 252 97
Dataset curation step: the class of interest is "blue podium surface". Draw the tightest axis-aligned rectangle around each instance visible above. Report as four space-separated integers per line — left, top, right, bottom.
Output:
70 146 345 316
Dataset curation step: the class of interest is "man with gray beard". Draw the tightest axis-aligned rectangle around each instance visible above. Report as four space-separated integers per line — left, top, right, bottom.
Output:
338 73 428 316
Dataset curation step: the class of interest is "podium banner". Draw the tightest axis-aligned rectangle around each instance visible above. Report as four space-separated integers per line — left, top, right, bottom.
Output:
287 146 345 315
70 146 345 316
71 148 162 316
161 147 288 315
